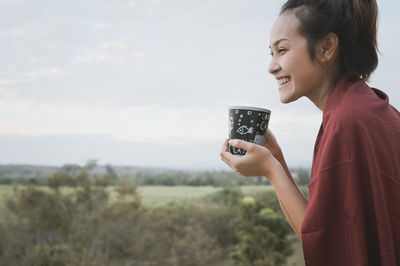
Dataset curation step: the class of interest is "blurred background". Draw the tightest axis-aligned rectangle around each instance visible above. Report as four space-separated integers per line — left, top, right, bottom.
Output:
1 1 399 265
1 0 398 170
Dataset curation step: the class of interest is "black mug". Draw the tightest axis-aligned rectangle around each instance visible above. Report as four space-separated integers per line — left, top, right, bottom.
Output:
228 106 271 155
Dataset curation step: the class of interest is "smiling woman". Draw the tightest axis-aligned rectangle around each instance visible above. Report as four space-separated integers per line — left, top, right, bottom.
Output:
220 0 400 265
268 11 333 107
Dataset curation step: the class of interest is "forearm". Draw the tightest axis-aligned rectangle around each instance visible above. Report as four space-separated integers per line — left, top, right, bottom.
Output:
274 150 306 196
267 161 308 238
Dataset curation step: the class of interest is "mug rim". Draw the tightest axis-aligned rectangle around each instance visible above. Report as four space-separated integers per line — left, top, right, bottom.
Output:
229 106 271 113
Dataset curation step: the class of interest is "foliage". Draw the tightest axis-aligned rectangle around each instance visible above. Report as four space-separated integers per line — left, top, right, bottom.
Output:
0 169 299 266
0 169 141 266
207 186 244 208
293 167 311 186
232 196 293 266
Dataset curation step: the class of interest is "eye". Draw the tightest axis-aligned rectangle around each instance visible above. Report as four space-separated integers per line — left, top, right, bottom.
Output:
269 47 287 57
277 47 287 54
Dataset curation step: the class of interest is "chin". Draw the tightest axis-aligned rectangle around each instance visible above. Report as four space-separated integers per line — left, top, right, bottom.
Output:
279 88 301 103
279 94 295 104
280 99 291 104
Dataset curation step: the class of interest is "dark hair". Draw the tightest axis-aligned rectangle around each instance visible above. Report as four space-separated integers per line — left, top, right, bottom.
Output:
281 0 378 80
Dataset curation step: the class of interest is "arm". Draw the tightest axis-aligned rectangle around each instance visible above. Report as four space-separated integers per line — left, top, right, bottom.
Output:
268 161 308 238
263 131 308 236
263 130 304 195
220 138 308 238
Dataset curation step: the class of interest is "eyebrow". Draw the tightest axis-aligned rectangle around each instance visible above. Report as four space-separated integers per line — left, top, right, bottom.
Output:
268 38 289 49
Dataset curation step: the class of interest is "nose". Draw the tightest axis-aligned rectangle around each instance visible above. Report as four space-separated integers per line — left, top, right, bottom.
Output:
268 57 280 75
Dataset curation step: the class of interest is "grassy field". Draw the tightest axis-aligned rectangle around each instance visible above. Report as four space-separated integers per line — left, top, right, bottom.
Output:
0 184 12 196
0 184 304 265
0 185 276 206
137 185 275 205
0 185 13 212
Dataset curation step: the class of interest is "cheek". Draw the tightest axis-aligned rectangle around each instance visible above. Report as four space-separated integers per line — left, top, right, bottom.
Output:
290 59 318 83
280 54 303 77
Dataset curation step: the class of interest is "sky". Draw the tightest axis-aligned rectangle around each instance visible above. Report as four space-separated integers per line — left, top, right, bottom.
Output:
1 0 399 170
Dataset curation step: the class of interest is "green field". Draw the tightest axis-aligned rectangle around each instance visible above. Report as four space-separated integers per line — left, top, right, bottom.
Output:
0 185 276 206
0 184 12 196
137 185 275 205
0 185 13 211
0 184 304 265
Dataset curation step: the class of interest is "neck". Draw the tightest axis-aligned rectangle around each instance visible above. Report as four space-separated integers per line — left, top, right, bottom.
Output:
308 70 343 111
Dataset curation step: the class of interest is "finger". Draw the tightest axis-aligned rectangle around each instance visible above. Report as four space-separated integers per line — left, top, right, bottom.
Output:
221 153 243 174
220 139 229 155
228 139 252 151
220 148 238 164
220 153 231 167
220 141 243 167
266 129 276 140
220 139 234 163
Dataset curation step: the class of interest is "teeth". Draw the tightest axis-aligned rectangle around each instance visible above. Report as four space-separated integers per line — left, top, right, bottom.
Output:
278 76 291 85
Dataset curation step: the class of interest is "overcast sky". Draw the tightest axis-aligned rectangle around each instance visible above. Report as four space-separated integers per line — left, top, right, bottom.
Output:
1 0 399 170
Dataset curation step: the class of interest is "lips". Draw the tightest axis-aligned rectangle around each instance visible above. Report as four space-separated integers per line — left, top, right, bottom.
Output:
277 76 291 86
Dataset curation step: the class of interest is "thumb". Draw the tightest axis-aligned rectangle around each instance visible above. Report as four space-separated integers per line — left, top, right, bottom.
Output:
229 139 252 151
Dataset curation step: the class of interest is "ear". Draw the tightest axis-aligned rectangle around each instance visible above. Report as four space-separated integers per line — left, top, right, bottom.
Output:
316 32 339 63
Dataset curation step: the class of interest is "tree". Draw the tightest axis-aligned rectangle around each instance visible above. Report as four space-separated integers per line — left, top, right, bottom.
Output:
294 167 311 185
210 186 243 208
0 170 142 266
233 196 293 266
84 159 98 171
46 171 76 190
136 202 224 266
60 164 82 175
105 164 118 184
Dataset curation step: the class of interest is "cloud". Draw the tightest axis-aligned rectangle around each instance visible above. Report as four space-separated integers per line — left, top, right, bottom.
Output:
24 68 66 81
0 86 19 101
0 79 17 86
132 51 145 57
0 101 226 144
270 110 321 140
10 26 54 38
94 53 125 63
126 0 137 8
10 28 26 36
99 42 128 50
74 42 145 65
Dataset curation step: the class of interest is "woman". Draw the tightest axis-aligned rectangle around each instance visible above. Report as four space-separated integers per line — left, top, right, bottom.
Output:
220 0 400 265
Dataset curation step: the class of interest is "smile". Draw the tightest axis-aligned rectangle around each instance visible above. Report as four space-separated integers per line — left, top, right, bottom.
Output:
278 76 291 86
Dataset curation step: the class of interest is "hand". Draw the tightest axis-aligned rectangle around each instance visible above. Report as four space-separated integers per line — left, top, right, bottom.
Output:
220 139 279 178
263 129 283 160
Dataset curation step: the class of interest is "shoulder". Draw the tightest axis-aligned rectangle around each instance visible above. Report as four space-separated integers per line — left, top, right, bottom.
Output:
317 82 378 163
317 81 400 168
324 81 370 130
325 80 392 131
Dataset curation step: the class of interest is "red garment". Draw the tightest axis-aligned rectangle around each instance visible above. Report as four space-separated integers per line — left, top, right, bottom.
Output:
301 75 400 266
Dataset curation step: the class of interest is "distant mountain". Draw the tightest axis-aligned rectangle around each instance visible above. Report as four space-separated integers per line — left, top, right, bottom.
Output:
0 164 59 179
0 164 197 180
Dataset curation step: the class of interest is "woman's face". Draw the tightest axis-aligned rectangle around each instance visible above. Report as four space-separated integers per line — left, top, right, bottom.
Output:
268 11 325 104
